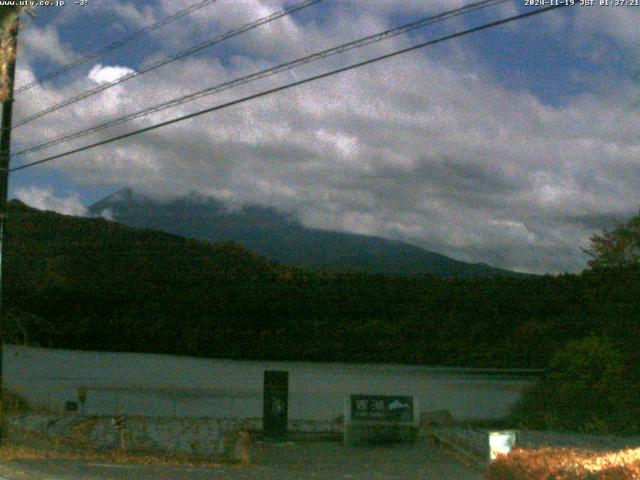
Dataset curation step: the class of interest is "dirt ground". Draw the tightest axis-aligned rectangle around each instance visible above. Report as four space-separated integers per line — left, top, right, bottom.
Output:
0 439 483 480
251 439 484 479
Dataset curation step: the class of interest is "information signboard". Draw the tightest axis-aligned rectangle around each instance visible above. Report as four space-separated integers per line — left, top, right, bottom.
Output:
350 395 414 423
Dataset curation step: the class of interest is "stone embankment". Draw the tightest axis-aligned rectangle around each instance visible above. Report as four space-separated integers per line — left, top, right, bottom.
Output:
6 414 342 461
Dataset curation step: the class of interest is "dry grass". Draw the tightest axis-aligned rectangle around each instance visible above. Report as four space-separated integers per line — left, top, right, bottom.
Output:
1 428 231 468
0 442 229 467
485 447 640 480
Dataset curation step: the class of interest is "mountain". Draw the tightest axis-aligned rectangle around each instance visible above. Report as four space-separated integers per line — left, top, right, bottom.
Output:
4 198 287 307
89 189 522 278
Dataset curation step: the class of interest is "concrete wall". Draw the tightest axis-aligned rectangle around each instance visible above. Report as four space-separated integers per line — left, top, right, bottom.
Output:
4 345 534 421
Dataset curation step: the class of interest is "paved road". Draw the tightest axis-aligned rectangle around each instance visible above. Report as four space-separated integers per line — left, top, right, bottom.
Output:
0 441 483 480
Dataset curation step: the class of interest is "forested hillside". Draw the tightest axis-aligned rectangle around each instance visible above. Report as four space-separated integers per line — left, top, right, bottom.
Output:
3 200 639 368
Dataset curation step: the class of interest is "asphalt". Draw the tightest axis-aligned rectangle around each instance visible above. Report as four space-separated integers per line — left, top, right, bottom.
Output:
0 441 484 480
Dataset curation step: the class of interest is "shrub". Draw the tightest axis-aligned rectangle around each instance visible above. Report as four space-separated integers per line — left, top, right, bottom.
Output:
509 336 629 433
485 447 640 480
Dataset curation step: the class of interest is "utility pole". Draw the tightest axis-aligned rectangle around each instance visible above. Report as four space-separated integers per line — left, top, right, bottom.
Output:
0 13 19 444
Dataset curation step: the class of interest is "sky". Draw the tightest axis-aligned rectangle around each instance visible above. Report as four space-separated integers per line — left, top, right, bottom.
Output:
7 0 640 274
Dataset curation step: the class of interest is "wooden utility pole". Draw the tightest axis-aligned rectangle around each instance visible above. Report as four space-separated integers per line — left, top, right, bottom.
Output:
0 13 19 444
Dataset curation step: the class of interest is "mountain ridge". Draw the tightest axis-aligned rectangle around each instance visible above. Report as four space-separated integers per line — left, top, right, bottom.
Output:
89 188 527 278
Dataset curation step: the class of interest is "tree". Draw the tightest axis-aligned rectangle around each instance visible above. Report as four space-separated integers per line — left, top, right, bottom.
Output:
0 5 36 101
583 210 640 269
0 6 23 101
509 336 628 433
0 7 21 29
1 308 56 347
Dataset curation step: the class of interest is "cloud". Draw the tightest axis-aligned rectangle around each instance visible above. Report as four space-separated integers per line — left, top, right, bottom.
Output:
10 4 640 274
88 64 136 85
575 7 640 50
14 187 88 217
18 24 76 66
92 0 158 30
98 208 115 221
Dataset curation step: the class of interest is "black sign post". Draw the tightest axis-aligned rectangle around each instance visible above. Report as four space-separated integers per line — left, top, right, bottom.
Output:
263 371 288 442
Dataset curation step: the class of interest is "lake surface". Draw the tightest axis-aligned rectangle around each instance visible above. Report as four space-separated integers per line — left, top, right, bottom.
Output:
4 345 538 421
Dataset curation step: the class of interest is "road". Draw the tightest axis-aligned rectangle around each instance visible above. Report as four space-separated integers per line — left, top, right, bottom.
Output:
0 441 483 480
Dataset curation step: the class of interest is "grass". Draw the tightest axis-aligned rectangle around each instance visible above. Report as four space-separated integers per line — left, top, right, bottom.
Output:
1 427 235 467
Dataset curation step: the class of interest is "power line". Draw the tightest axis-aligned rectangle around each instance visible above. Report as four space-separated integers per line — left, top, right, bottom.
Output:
10 4 567 174
13 0 509 158
12 0 325 129
14 0 221 96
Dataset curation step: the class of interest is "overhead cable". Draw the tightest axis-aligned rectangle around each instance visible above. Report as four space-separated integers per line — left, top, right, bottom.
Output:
12 0 325 128
14 0 508 157
15 0 221 95
10 4 567 173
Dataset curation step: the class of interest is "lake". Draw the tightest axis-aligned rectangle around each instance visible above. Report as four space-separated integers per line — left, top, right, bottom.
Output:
4 345 538 421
